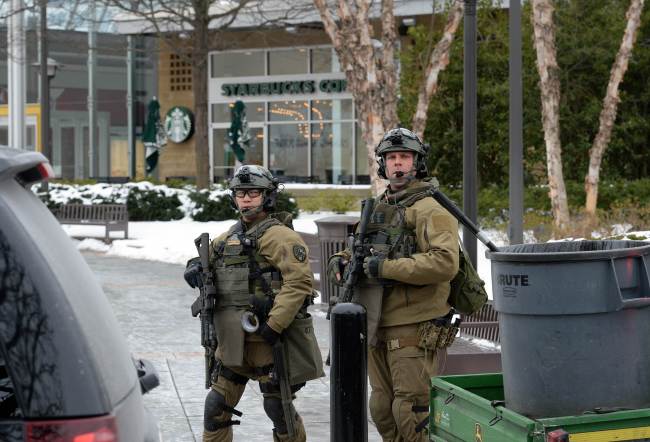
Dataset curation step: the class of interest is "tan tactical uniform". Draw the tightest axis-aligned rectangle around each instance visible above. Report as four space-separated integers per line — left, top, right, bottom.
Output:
330 179 459 442
203 214 323 442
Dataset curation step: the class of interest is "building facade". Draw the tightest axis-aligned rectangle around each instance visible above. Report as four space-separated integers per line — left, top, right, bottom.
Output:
208 45 367 184
0 28 156 180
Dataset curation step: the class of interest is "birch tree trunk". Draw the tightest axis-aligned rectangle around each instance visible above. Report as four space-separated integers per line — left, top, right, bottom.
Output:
412 0 464 139
313 0 399 196
531 0 570 231
585 0 644 216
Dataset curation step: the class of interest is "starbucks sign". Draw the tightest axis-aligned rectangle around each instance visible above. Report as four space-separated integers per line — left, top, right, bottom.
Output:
165 106 194 143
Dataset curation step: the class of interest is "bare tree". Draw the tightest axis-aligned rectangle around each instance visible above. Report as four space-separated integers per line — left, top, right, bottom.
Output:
313 0 399 195
584 0 644 217
412 0 464 139
104 0 254 189
314 0 463 195
531 0 570 231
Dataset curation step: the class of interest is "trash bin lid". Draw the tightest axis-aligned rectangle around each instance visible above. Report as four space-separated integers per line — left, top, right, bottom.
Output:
486 240 650 262
314 215 358 225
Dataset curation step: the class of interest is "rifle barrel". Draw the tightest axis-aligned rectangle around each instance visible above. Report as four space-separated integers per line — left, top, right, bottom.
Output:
429 189 499 252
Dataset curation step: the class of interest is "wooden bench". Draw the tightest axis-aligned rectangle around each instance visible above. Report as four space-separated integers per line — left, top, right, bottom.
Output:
460 301 500 343
54 203 129 242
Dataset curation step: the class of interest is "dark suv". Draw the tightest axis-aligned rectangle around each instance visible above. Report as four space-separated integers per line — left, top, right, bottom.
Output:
0 147 160 441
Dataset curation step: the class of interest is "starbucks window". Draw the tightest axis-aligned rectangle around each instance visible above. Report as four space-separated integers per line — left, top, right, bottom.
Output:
310 99 353 122
268 48 308 76
211 51 265 78
312 122 354 184
213 127 265 182
268 100 308 122
355 123 370 183
311 48 340 74
212 102 265 123
268 123 308 178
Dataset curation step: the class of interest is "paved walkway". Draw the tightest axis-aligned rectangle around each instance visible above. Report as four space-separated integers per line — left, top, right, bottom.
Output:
83 252 382 442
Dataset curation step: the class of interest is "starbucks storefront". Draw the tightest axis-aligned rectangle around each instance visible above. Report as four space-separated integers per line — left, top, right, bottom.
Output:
208 46 369 184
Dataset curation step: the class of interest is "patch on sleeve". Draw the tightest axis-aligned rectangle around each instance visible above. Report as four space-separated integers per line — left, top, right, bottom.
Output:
292 244 307 262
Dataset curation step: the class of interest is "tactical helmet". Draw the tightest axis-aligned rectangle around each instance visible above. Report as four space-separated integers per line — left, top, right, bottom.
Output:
228 165 279 212
375 128 430 179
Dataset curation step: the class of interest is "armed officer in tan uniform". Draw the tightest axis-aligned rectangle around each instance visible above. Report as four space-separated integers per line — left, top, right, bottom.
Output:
185 165 323 442
327 128 459 441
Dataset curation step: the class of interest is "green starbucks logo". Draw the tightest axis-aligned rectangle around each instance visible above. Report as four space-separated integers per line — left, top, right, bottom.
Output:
165 106 194 143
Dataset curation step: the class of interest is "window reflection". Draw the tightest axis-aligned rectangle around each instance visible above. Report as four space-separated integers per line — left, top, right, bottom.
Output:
268 101 308 123
311 48 336 73
310 99 353 121
213 127 264 183
269 48 308 75
212 102 265 123
312 122 353 184
269 124 308 178
355 123 370 183
211 51 264 77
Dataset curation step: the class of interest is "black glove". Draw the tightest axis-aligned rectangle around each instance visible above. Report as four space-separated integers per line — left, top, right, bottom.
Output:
363 255 384 278
249 294 274 322
327 256 348 286
184 258 203 289
259 322 281 346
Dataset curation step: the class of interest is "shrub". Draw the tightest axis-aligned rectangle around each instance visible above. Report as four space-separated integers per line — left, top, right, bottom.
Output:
190 190 236 222
127 188 184 221
188 189 299 221
275 192 300 219
296 190 359 213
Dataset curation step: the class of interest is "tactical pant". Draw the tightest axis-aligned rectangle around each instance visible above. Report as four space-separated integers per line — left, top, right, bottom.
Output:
368 324 439 442
203 340 307 442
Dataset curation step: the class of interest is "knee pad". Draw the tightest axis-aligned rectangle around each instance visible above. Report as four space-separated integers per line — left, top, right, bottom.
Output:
263 395 290 435
204 389 242 432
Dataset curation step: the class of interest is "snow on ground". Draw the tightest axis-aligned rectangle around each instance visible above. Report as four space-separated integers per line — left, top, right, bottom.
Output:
66 217 650 301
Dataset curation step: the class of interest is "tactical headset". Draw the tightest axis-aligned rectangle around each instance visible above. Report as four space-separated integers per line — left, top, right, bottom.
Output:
375 128 430 179
228 165 280 214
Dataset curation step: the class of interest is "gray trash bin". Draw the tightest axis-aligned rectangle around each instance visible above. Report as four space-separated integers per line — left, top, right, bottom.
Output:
315 216 358 305
486 240 650 418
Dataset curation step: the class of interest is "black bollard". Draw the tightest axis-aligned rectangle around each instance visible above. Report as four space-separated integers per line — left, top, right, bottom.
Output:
330 302 367 442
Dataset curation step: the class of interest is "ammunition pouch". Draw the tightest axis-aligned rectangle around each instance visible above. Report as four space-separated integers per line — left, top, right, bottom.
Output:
284 314 325 385
214 267 250 308
214 308 246 366
417 319 459 350
353 282 384 346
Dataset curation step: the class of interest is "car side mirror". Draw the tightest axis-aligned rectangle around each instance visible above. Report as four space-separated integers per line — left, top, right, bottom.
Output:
134 358 160 395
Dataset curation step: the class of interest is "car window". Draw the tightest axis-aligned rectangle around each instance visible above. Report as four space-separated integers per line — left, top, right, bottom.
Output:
0 181 137 412
0 355 20 418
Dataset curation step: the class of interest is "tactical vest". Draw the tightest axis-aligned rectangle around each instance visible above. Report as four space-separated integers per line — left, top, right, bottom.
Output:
210 214 324 385
209 216 286 367
212 217 283 309
354 180 438 344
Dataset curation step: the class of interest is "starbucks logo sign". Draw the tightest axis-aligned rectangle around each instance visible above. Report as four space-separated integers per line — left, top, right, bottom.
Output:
165 106 194 143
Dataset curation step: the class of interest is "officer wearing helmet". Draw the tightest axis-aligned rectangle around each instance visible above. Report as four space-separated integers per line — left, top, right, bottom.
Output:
327 128 459 441
184 165 323 442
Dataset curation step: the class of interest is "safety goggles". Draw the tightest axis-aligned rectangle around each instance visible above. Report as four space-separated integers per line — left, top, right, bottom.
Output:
234 189 263 198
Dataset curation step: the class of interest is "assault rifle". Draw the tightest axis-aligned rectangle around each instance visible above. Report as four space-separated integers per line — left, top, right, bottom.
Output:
191 233 219 389
271 339 297 437
327 198 375 319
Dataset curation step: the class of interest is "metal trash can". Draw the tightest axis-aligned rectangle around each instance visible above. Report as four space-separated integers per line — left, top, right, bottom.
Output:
486 240 650 418
315 216 357 305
